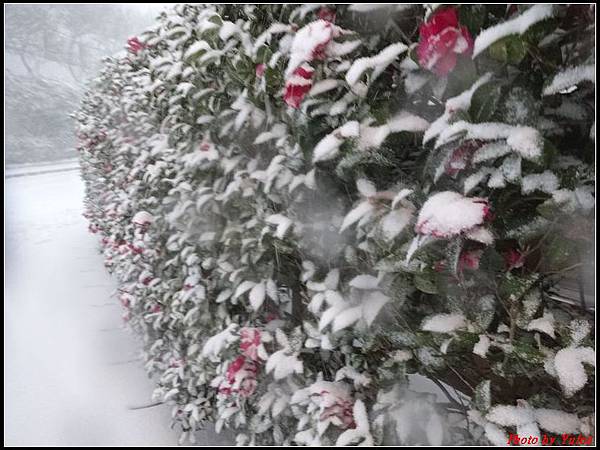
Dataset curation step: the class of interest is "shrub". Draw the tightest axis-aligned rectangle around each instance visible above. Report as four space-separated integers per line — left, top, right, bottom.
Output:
75 4 595 445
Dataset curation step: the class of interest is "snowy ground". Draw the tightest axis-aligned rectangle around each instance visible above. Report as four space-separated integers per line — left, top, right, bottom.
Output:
5 166 228 445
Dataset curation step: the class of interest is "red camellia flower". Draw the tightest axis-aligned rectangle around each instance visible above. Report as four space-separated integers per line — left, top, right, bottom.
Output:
458 249 484 273
445 140 483 176
504 248 525 270
239 327 262 361
218 355 260 398
417 7 474 76
255 63 266 78
283 64 314 108
317 7 336 23
127 37 145 54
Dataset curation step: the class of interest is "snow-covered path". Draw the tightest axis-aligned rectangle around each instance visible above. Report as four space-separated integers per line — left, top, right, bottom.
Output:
4 168 225 445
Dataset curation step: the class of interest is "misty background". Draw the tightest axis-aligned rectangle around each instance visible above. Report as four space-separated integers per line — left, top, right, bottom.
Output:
5 4 168 166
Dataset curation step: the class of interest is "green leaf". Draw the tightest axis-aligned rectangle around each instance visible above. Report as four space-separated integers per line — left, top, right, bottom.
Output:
488 35 527 65
255 45 272 64
445 56 478 98
499 273 539 301
469 81 504 123
209 15 223 26
459 5 486 36
542 235 577 271
472 295 496 331
479 248 505 274
498 86 540 126
414 271 438 294
539 139 558 167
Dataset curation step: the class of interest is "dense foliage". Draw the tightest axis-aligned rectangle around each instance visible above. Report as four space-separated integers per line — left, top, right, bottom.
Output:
75 4 595 445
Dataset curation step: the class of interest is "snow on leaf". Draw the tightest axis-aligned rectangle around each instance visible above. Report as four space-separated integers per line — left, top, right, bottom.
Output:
340 201 375 232
312 121 360 163
357 112 429 151
184 40 211 60
486 404 535 427
132 211 154 226
517 421 540 446
472 142 512 164
543 65 595 96
346 42 408 86
233 280 257 300
349 274 379 290
505 127 544 160
324 269 340 290
201 324 239 360
424 73 493 144
484 423 508 446
435 122 543 161
265 278 279 301
164 388 179 401
327 40 362 58
308 79 341 97
526 311 555 338
422 314 466 333
391 188 414 209
265 350 303 380
335 366 372 388
254 123 287 144
464 169 493 194
286 20 336 76
381 209 412 241
356 178 376 197
416 191 489 238
521 171 559 195
569 319 591 346
266 214 293 239
362 291 389 326
473 5 555 58
249 281 266 311
332 306 363 332
534 409 580 434
472 335 491 358
405 234 426 264
465 226 495 245
553 346 595 397
319 303 347 331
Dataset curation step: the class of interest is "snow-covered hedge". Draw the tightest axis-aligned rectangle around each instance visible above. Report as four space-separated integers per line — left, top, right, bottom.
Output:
75 4 595 445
